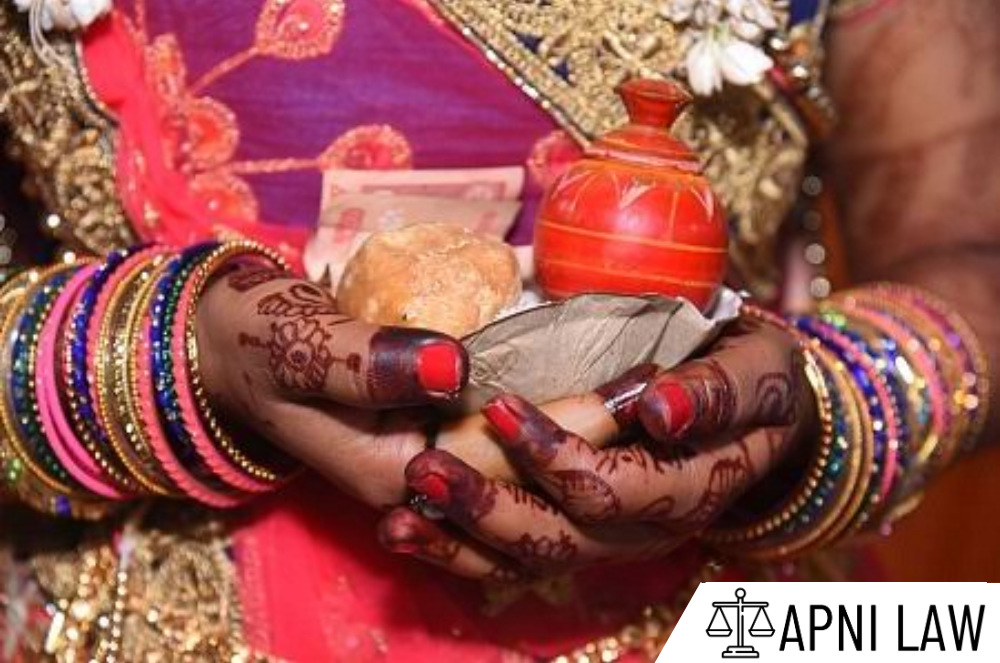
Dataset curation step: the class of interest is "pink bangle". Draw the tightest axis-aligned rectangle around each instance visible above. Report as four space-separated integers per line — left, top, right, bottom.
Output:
170 252 274 494
836 300 950 466
85 247 168 419
809 320 902 506
135 281 245 508
36 264 129 499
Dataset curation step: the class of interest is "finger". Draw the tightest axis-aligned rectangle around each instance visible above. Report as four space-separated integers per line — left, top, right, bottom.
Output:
255 396 428 508
482 394 795 533
378 507 526 585
405 450 679 573
638 319 800 446
234 279 468 408
435 363 660 483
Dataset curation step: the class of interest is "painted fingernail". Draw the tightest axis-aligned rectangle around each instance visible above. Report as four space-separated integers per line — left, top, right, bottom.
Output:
596 363 660 429
416 341 468 396
379 509 432 554
409 469 453 508
482 396 523 441
405 451 493 524
640 379 695 441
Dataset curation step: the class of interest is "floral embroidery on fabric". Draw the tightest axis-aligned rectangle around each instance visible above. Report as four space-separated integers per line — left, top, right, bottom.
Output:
256 0 346 60
122 0 350 229
190 171 261 220
318 124 415 170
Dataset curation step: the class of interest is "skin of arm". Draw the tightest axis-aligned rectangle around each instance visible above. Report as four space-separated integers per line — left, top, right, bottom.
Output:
825 0 1000 442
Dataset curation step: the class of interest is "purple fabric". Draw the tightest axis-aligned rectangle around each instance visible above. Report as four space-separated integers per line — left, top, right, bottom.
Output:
122 0 559 244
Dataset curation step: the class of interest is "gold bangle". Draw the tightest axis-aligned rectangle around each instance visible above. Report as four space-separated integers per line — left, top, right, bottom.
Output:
704 305 835 546
0 265 112 519
183 241 297 485
120 258 185 496
877 283 991 450
839 289 968 476
95 252 178 496
738 340 868 561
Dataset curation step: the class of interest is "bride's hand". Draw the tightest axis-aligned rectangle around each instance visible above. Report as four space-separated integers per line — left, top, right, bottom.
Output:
195 266 469 507
378 317 816 582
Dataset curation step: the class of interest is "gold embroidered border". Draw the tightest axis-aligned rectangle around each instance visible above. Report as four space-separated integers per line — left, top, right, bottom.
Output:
426 0 687 145
0 4 134 256
27 507 268 662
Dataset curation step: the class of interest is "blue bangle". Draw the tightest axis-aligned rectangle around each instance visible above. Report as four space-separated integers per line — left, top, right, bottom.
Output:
782 359 850 537
9 269 77 489
65 247 146 492
819 310 911 478
149 242 245 496
792 315 890 529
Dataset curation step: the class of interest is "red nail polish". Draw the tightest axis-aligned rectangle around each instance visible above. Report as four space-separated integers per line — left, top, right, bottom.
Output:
655 381 696 438
416 342 465 395
410 471 452 507
387 541 421 555
483 398 522 441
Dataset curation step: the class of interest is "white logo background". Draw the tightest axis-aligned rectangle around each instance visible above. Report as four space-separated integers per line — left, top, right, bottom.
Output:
659 582 999 661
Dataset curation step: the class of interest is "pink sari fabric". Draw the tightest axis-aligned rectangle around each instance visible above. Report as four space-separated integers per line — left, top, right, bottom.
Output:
81 1 709 659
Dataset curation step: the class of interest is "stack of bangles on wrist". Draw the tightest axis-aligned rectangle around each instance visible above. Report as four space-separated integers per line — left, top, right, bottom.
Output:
0 241 300 519
706 286 990 560
0 244 990 562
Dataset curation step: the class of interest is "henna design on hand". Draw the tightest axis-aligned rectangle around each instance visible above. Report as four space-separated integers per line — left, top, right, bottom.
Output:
635 494 677 522
240 317 337 393
543 469 622 524
754 372 795 426
498 483 559 515
227 268 295 293
510 531 578 569
483 396 567 468
257 283 338 318
652 440 754 532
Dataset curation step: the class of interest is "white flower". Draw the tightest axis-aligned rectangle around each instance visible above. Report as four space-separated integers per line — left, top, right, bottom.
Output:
10 0 111 32
685 34 724 96
684 27 773 96
718 34 773 86
663 0 779 96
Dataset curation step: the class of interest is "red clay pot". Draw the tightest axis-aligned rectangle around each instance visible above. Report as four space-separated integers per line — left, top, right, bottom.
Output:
533 79 728 311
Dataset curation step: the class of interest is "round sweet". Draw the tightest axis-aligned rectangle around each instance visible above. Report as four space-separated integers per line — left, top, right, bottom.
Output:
336 223 521 338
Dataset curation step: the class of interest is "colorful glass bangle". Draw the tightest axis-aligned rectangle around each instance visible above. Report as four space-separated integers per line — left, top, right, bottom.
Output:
64 248 143 494
95 249 178 497
151 243 252 499
737 341 866 561
0 269 45 497
138 246 245 507
817 306 910 502
704 304 835 546
873 283 990 450
832 294 948 478
0 267 112 519
10 267 83 488
176 241 297 490
793 315 898 525
119 258 186 498
841 290 967 475
35 263 127 499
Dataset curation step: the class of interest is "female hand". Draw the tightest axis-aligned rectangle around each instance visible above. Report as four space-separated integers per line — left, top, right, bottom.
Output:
195 266 470 507
378 316 817 582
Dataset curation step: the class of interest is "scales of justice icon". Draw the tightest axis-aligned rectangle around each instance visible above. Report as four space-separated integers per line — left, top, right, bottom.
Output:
706 588 775 658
